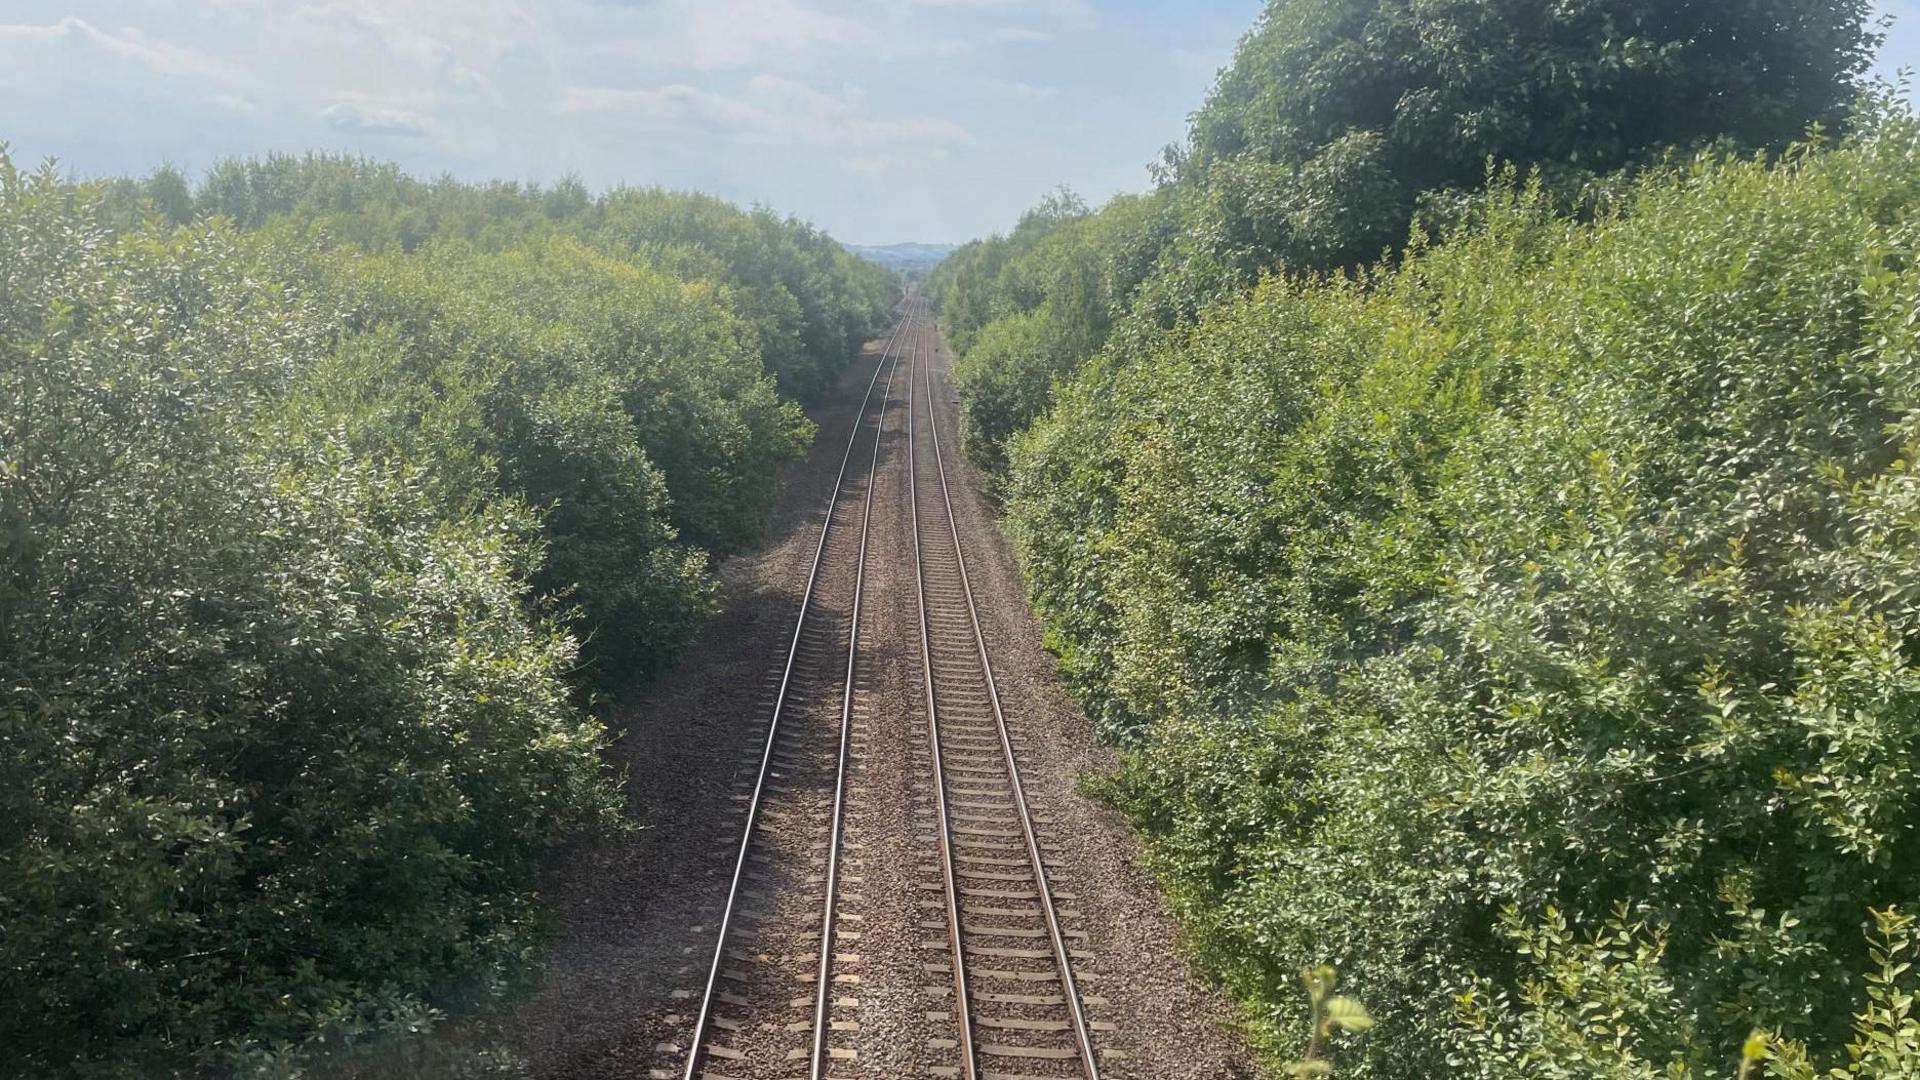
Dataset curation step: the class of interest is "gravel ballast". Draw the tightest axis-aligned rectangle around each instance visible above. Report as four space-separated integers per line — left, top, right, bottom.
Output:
467 313 1259 1079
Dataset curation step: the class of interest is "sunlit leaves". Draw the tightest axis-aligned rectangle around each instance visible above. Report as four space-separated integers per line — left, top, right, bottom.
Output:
1005 116 1920 1075
0 149 893 1075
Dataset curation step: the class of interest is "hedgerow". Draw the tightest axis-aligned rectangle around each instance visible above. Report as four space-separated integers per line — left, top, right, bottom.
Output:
288 235 803 682
1005 114 1920 1074
932 0 1884 481
934 191 1171 473
0 159 615 1075
127 153 894 406
1 150 892 1075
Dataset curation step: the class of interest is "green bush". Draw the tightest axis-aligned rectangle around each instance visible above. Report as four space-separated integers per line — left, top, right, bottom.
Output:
950 311 1059 475
3 144 891 1077
285 241 712 684
1454 906 1920 1079
926 188 1093 354
1005 115 1920 1074
588 189 893 401
1148 0 1881 322
117 152 892 407
934 0 1883 482
0 158 619 1075
928 190 1173 470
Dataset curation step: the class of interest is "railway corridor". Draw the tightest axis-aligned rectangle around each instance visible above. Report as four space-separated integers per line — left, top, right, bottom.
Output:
636 300 1226 1080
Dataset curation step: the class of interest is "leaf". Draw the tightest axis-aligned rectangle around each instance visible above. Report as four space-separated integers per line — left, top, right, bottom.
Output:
1325 996 1374 1032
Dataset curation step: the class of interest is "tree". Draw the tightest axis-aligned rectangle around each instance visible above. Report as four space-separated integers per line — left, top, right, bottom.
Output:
1180 0 1881 271
1005 113 1920 1074
0 153 620 1075
142 164 193 225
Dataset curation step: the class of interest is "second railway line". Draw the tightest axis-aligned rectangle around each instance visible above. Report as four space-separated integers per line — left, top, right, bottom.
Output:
662 301 1114 1080
904 308 1111 1080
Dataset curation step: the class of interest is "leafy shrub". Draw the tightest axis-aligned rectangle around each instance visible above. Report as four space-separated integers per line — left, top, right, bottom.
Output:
464 237 812 556
926 188 1094 355
1455 907 1920 1079
951 310 1060 475
1006 114 1920 1074
113 152 892 406
1178 0 1881 277
264 238 708 686
587 188 893 401
928 190 1173 470
933 0 1884 482
302 235 811 681
0 157 618 1075
2 142 891 1079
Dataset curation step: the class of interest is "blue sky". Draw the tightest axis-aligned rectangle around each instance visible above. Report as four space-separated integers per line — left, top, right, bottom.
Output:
0 0 1917 245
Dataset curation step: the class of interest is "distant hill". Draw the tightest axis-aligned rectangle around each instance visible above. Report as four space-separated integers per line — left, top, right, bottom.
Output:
843 242 956 274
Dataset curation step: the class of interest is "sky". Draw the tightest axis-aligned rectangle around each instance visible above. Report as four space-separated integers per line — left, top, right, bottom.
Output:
1 1 1918 246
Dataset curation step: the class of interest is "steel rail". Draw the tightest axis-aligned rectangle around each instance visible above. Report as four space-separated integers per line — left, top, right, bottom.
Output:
917 310 1103 1080
904 310 980 1080
681 302 912 1080
806 303 908 1080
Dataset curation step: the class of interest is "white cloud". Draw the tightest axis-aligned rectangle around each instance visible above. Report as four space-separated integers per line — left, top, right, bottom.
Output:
983 80 1059 99
290 5 452 68
753 75 971 146
557 84 769 131
0 0 1247 243
599 0 877 72
693 0 874 68
907 0 1092 18
0 16 225 79
848 148 952 175
321 99 431 136
287 1 531 72
559 75 969 149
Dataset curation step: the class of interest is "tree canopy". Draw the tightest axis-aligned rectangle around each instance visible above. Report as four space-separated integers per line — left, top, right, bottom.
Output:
2 150 893 1076
930 0 1885 476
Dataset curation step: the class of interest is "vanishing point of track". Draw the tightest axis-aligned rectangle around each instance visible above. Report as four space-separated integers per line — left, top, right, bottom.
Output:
668 300 1105 1080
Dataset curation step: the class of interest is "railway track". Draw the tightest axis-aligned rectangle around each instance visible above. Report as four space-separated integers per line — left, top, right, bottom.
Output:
904 309 1108 1080
667 306 911 1080
663 300 1109 1080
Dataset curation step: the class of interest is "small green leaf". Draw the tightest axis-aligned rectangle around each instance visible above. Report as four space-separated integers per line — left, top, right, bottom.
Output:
1325 996 1373 1032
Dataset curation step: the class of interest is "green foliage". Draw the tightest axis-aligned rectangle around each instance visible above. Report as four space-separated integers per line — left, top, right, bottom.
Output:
0 157 619 1075
1452 906 1713 1078
587 188 893 401
927 189 1174 470
1287 965 1374 1078
1005 115 1920 1076
0 146 890 1076
1455 907 1920 1080
190 154 889 678
950 311 1064 476
279 236 744 683
1767 908 1920 1080
926 186 1097 355
115 152 892 405
1159 0 1881 310
1192 0 1878 187
936 0 1882 481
